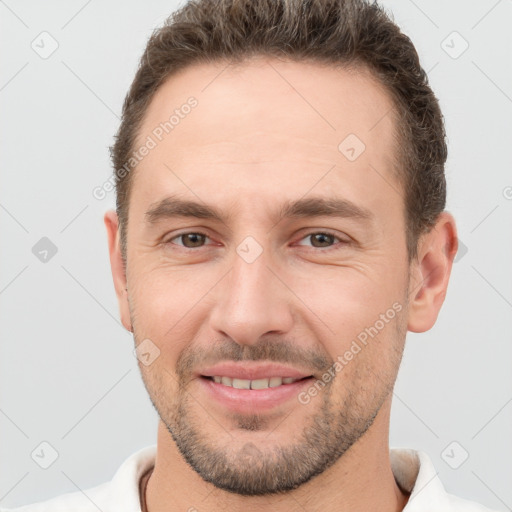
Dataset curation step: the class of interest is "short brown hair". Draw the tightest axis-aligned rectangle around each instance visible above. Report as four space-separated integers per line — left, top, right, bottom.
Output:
110 0 447 264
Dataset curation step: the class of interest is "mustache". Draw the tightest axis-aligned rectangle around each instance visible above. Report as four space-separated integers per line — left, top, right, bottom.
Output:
176 337 333 381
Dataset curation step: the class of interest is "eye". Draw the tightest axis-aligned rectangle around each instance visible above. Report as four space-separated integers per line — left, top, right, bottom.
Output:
163 230 349 251
166 232 210 248
295 231 348 249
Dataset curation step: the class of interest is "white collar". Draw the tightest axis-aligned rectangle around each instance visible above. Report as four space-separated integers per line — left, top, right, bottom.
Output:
103 445 495 511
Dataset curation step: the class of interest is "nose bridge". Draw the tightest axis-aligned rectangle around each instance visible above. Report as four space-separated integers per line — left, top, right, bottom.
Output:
209 239 293 345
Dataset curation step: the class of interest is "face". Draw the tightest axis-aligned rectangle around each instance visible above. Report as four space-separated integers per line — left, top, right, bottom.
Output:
113 58 414 495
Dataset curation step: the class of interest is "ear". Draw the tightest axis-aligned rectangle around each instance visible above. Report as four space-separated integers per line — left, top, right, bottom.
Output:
407 212 458 333
104 210 132 333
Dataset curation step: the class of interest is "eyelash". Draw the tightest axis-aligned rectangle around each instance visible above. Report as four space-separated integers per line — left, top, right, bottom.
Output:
164 230 349 252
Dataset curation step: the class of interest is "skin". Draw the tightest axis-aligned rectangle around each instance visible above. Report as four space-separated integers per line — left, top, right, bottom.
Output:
104 57 458 512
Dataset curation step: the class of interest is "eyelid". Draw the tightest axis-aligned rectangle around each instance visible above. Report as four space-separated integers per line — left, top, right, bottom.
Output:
163 229 351 250
294 230 351 249
164 230 213 247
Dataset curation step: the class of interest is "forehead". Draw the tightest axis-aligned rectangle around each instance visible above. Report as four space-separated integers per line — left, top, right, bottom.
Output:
138 57 396 154
130 57 401 222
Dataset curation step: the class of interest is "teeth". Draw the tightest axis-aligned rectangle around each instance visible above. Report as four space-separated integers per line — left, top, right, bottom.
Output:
269 377 282 387
251 378 269 389
232 378 251 389
210 376 302 389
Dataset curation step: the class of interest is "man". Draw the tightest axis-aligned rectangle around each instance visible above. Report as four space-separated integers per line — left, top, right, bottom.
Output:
6 0 500 511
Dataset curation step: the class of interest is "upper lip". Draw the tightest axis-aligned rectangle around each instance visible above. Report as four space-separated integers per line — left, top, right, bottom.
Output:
197 362 313 380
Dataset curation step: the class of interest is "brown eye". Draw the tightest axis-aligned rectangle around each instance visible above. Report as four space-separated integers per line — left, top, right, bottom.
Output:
168 232 208 248
296 232 341 249
309 233 336 248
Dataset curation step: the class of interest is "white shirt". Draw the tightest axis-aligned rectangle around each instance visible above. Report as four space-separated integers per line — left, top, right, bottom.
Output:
3 445 499 512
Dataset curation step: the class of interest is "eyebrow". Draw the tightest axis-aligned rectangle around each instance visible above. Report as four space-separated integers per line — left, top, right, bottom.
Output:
144 194 374 226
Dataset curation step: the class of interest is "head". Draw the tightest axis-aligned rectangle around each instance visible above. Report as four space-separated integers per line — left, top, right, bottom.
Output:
105 0 457 497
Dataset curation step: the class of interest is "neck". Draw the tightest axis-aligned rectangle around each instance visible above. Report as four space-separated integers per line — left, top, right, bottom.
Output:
145 398 409 512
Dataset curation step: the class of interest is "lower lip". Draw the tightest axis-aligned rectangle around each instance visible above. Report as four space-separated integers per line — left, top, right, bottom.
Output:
198 376 314 413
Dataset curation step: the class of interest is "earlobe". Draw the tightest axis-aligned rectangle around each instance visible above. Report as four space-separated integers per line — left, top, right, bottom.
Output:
407 212 458 333
104 210 133 333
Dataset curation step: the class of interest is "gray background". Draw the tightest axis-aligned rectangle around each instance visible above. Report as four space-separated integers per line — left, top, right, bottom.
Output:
1 0 511 509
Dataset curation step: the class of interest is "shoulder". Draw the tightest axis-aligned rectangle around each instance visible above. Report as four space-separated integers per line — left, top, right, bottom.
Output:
0 481 110 512
1 444 156 512
442 492 501 512
391 448 501 512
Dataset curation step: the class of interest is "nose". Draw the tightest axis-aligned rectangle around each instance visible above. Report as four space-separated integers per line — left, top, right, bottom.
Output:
208 244 294 347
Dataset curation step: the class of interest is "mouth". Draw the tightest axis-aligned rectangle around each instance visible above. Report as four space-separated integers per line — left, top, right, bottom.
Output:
200 375 312 389
196 362 317 413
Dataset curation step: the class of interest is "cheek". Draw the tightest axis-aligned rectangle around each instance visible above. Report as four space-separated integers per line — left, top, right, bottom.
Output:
318 317 405 414
291 268 406 369
290 266 400 328
133 265 198 312
129 265 218 348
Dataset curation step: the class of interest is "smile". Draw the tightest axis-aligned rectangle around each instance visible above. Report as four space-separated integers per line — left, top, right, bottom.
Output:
204 375 309 389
